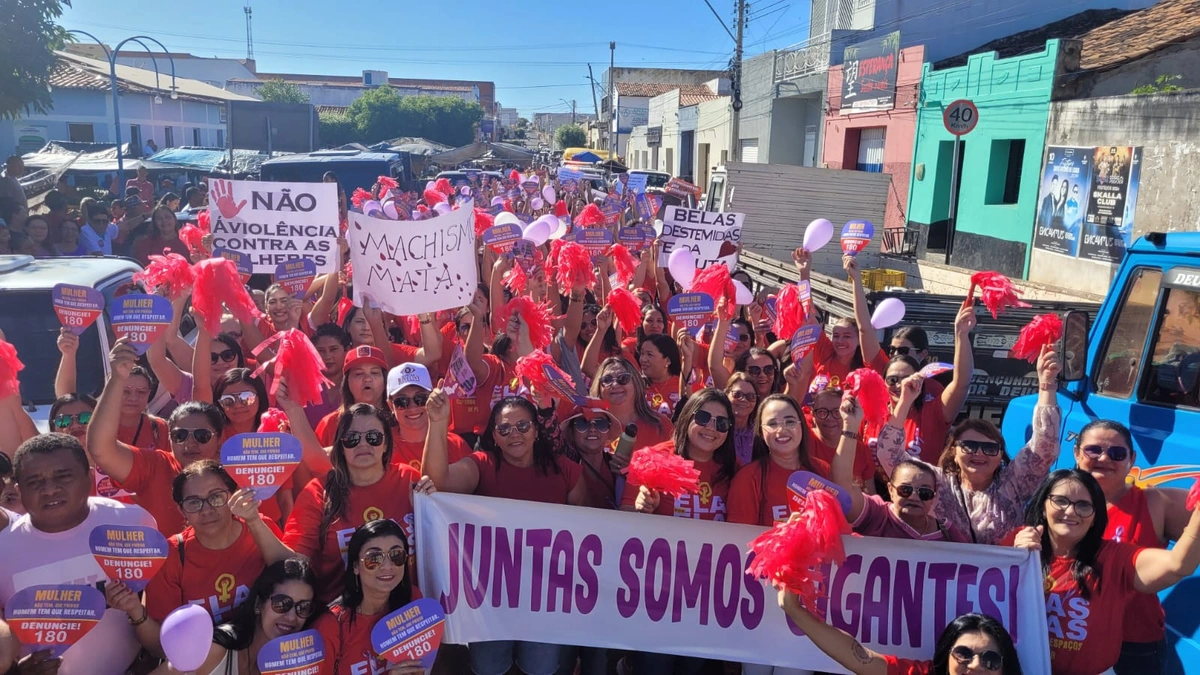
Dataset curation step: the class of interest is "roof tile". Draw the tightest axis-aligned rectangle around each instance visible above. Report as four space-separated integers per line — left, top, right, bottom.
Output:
615 82 717 98
1079 0 1200 70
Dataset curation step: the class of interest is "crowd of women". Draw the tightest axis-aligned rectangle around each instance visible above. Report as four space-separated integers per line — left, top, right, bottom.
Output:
0 165 1197 675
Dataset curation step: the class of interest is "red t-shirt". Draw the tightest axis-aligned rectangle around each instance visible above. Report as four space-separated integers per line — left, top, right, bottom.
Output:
117 414 168 451
645 377 681 417
282 464 420 605
314 604 388 675
115 448 187 537
727 457 831 527
394 430 471 474
1045 540 1143 675
884 655 931 675
808 429 876 491
608 414 674 455
469 451 582 505
812 332 888 389
390 342 420 366
621 442 730 520
451 354 518 436
145 519 281 623
1105 486 1164 643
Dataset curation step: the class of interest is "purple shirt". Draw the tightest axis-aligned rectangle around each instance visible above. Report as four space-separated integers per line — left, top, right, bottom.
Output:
851 494 971 543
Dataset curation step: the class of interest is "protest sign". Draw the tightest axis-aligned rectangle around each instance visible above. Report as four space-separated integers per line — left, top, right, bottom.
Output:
415 493 1051 671
207 179 339 274
220 433 302 500
258 629 326 675
789 324 822 364
615 173 648 195
214 247 253 282
4 585 106 657
600 196 624 225
521 179 540 196
274 259 317 298
665 177 702 201
840 220 874 257
540 364 586 405
442 343 477 398
919 362 954 378
764 296 778 325
723 324 741 357
787 471 851 515
516 213 534 226
371 599 446 668
659 206 743 269
349 205 478 317
572 228 614 258
796 280 813 317
618 224 655 252
667 293 715 329
89 525 169 592
110 294 173 355
511 239 538 272
52 284 104 335
635 193 662 222
482 223 523 253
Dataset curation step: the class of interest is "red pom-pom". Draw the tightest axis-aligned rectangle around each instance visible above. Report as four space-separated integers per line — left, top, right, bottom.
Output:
502 265 528 294
178 224 208 258
845 368 890 429
191 258 264 334
253 328 332 408
1011 314 1063 363
377 176 398 193
969 271 1031 320
627 444 701 497
416 204 429 215
1187 478 1200 511
746 490 849 606
257 408 290 434
197 210 211 234
496 296 556 351
473 208 494 238
134 252 194 300
509 169 521 184
351 188 373 209
690 263 736 319
609 244 637 287
503 199 514 213
608 287 642 334
554 200 569 218
435 177 453 197
514 351 575 399
555 241 596 291
576 204 605 228
773 284 805 341
423 188 446 207
0 339 24 399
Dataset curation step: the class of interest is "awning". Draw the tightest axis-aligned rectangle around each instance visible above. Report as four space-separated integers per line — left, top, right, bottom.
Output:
561 147 616 162
430 141 536 167
21 141 175 173
147 147 275 177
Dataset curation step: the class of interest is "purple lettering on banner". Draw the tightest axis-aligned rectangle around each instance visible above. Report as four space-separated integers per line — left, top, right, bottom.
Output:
493 527 523 609
1007 564 1020 643
861 557 891 644
463 524 491 610
978 567 1006 628
740 559 765 630
442 523 459 613
527 529 553 612
892 560 925 648
831 554 863 635
713 543 741 629
576 535 602 614
646 539 672 622
547 531 575 613
672 542 712 625
928 562 957 638
617 539 644 618
955 564 979 620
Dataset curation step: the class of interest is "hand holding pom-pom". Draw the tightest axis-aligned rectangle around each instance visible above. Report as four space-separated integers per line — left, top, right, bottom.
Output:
627 444 700 497
746 491 849 609
1011 314 1063 363
1187 478 1200 511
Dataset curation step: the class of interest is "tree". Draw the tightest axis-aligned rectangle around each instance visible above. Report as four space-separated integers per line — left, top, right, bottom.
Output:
1131 74 1184 96
255 78 309 104
346 88 483 146
318 112 358 147
555 124 587 149
1 0 71 120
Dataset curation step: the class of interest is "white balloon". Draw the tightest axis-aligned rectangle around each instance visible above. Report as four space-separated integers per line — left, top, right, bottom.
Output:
531 197 544 211
460 186 471 196
733 279 754 305
803 218 834 252
494 212 521 228
668 248 696 289
542 185 557 203
361 199 380 215
433 202 452 215
871 297 907 330
491 196 505 207
550 216 570 240
523 219 552 246
382 200 398 220
425 181 436 192
653 219 664 237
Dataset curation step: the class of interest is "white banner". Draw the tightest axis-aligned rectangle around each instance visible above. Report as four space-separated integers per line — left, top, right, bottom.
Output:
349 205 477 317
659 205 744 270
207 179 339 274
415 494 1051 672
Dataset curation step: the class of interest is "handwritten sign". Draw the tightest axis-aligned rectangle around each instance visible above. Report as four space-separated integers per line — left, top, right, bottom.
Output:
88 525 168 592
110 294 173 355
789 324 822 364
207 179 339 274
840 220 874 257
482 223 523 254
258 629 326 675
787 470 852 514
275 259 317 298
220 433 302 500
442 343 477 398
667 293 716 329
4 585 106 657
52 284 104 335
349 205 478 317
370 599 446 668
919 362 954 378
659 206 743 270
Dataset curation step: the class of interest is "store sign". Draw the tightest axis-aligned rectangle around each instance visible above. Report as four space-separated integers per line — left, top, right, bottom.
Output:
841 32 900 114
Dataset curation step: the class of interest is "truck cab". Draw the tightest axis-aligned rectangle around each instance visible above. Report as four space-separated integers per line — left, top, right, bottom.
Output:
1001 232 1200 672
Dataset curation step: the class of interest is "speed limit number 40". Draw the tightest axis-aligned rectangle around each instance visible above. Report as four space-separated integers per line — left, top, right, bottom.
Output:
943 99 979 136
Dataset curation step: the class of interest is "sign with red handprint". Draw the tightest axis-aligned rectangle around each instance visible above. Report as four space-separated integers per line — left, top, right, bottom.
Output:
206 179 339 275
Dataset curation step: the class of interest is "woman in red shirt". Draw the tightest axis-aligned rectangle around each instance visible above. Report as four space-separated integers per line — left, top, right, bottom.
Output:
559 399 622 509
314 519 423 675
725 373 759 466
639 333 687 418
312 346 389 446
588 357 673 457
212 368 270 440
115 366 169 450
1011 469 1200 675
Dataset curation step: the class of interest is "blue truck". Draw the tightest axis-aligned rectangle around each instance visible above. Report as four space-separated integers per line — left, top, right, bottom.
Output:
1001 232 1200 673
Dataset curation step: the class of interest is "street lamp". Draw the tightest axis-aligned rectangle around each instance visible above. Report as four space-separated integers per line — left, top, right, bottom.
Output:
66 30 178 189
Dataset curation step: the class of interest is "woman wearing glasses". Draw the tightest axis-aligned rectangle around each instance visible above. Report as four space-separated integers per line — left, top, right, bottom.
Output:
1012 469 1200 675
589 357 673 458
710 298 784 401
724 373 760 466
315 519 425 675
147 291 248 405
148 558 319 675
386 363 470 473
875 346 1061 546
560 398 623 509
311 346 390 447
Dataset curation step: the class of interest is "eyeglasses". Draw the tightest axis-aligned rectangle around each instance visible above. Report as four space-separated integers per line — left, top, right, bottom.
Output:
885 375 906 387
729 391 756 403
1047 494 1095 518
269 594 315 619
885 345 914 357
599 372 632 388
342 430 385 448
1081 444 1130 462
572 417 611 434
90 214 110 222
737 333 751 343
892 484 936 501
496 420 534 437
956 440 1002 457
763 419 800 432
392 394 429 409
211 349 238 365
218 391 257 409
746 365 775 377
693 410 731 433
170 428 215 444
456 324 471 334
179 490 231 513
812 407 839 420
949 646 1002 671
53 412 93 429
360 546 409 571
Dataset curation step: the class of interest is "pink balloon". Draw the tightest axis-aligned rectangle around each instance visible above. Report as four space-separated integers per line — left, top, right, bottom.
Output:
491 196 505 207
668 248 696 289
803 218 834 252
733 279 754 305
460 186 471 196
550 216 570 240
433 202 452 215
531 197 544 211
542 185 557 203
523 219 552 246
871 297 906 329
382 200 398 219
361 199 380 215
161 604 213 671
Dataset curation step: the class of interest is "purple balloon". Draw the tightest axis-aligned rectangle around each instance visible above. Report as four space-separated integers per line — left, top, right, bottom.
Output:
161 604 214 671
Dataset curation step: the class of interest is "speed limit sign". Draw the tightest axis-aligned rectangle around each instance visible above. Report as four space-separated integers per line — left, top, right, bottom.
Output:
943 99 978 136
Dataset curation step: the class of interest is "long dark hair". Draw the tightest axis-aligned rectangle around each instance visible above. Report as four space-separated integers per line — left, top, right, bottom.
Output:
333 519 412 626
831 317 866 370
213 333 246 369
480 396 559 476
320 404 394 543
338 362 388 417
938 418 1010 482
1023 469 1108 599
213 558 317 651
639 333 681 377
750 394 816 471
214 367 269 429
167 400 225 435
734 347 783 394
929 613 1023 675
888 354 926 412
635 303 667 342
672 388 737 486
1075 419 1135 460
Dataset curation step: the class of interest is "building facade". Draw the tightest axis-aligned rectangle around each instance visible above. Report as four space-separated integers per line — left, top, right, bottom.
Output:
600 68 727 156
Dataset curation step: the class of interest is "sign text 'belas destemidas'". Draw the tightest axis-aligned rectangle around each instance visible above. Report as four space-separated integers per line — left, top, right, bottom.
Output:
414 493 1051 672
658 205 743 270
207 179 340 275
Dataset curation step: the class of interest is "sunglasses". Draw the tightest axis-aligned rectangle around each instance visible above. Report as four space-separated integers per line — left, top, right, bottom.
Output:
392 394 429 409
269 594 315 619
950 646 1002 671
957 440 1002 457
572 417 611 434
456 324 471 334
1047 494 1095 518
211 349 238 365
1081 444 1130 462
342 430 385 448
811 407 839 420
892 484 936 501
885 375 906 387
693 410 731 433
729 391 756 403
885 345 914 357
179 490 231 513
360 546 409 571
599 372 632 388
746 365 775 377
170 428 215 444
496 420 534 437
736 333 751 343
218 391 257 409
53 412 93 428
91 214 110 222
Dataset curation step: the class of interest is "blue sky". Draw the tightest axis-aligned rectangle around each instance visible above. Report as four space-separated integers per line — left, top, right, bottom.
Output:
61 0 812 118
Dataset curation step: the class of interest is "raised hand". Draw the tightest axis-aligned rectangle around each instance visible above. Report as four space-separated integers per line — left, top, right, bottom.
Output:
839 395 864 429
227 488 262 522
108 337 139 381
57 328 79 356
426 385 451 426
210 179 247 219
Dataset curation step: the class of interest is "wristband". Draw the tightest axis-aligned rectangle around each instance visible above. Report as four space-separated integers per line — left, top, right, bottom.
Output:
841 430 860 441
128 608 148 626
1040 382 1057 391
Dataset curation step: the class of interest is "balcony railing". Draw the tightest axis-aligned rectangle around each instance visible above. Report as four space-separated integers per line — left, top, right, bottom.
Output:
774 39 831 84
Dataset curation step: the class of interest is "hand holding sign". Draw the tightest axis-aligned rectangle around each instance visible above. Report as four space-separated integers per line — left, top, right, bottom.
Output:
110 294 173 355
89 525 169 592
275 259 317 299
841 220 875 257
52 284 104 335
220 433 302 500
370 599 446 669
787 471 852 514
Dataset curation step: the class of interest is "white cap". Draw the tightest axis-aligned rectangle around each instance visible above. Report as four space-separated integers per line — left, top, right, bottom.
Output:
387 363 433 396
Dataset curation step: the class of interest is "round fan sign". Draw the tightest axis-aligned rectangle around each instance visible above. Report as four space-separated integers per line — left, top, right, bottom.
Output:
943 99 979 136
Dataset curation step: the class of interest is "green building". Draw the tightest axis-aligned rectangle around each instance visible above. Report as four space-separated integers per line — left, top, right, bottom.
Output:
907 39 1079 278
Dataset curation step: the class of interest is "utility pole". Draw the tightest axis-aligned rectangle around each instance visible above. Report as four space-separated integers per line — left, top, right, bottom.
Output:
729 0 745 162
244 4 254 61
609 42 616 157
586 65 600 119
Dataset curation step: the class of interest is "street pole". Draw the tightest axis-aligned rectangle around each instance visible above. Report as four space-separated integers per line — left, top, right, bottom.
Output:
586 65 600 120
571 100 576 125
609 41 616 159
945 136 960 265
729 0 745 163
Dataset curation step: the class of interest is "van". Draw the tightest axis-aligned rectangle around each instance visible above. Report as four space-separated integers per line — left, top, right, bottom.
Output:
261 149 414 196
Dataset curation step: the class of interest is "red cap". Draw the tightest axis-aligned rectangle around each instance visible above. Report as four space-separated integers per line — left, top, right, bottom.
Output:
343 345 387 373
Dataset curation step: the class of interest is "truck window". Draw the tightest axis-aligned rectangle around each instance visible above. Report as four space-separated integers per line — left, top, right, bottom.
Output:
1142 283 1200 408
1094 267 1161 399
0 291 106 406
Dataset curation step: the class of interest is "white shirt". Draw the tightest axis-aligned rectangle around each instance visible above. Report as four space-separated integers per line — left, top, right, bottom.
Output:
79 222 119 256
